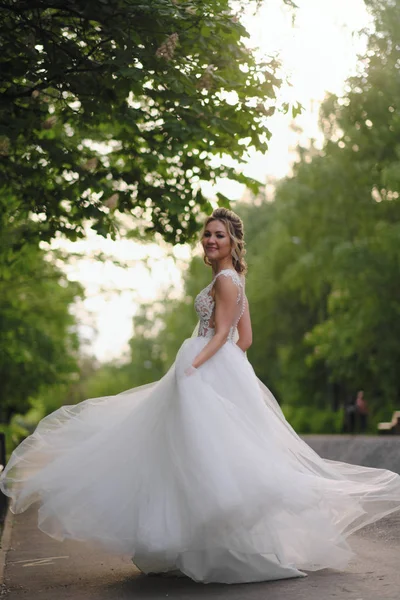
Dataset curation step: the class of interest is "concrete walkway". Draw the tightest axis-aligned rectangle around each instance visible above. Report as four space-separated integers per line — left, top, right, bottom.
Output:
1 505 400 600
2 435 400 599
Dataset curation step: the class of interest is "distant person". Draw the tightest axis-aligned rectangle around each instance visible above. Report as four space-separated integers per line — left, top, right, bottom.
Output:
356 390 369 433
343 399 356 434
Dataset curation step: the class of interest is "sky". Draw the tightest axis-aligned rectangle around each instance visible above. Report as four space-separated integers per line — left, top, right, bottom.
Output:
57 0 371 362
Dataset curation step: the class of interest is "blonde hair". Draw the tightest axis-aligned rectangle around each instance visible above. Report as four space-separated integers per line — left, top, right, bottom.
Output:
201 208 247 275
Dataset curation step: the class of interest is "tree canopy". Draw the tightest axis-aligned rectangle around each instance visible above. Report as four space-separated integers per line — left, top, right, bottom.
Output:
246 0 400 427
0 211 83 421
0 0 288 244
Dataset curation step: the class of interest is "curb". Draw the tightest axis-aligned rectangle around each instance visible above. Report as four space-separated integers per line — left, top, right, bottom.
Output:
0 507 13 585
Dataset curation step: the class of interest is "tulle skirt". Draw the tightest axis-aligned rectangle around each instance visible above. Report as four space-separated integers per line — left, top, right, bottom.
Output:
1 336 400 584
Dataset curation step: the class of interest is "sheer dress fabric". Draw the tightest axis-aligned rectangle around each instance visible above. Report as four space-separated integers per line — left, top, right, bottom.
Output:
1 268 400 584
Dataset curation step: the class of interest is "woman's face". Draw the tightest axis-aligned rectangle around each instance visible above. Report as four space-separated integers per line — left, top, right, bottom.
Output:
202 219 232 262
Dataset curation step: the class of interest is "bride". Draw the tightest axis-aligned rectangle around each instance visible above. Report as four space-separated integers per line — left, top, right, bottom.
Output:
1 207 400 584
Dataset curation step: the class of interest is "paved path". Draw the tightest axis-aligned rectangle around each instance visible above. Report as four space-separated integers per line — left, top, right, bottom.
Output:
1 506 399 600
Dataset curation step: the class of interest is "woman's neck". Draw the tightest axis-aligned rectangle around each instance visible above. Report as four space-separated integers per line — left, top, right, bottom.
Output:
212 258 235 275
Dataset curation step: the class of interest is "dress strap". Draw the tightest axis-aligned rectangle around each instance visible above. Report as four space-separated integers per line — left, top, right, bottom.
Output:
212 269 243 288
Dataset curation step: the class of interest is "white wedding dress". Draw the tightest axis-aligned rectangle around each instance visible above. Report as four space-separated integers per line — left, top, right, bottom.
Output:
1 268 400 584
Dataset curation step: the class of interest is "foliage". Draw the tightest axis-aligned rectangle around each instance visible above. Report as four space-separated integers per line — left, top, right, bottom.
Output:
244 0 400 419
281 405 345 435
0 0 287 244
0 200 83 421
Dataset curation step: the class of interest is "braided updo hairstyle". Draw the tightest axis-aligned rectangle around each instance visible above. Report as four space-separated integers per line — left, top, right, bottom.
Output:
202 208 247 275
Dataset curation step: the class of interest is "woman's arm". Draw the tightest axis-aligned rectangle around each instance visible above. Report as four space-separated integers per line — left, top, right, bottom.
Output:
236 295 252 352
191 276 239 369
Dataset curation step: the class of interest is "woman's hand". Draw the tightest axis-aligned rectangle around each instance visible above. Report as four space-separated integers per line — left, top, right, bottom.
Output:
184 365 197 377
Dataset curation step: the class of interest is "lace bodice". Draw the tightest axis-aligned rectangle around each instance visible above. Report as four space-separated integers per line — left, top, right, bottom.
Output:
194 269 246 341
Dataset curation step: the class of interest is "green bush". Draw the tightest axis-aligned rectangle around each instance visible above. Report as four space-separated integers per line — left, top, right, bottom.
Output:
282 405 345 434
0 422 29 462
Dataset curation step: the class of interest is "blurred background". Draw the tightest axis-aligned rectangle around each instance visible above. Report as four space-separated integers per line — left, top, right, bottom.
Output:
1 0 399 453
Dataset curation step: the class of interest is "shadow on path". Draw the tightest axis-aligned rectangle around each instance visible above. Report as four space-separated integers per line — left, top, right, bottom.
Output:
2 506 399 600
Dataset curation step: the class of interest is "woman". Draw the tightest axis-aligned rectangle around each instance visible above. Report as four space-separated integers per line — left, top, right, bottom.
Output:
1 208 400 584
